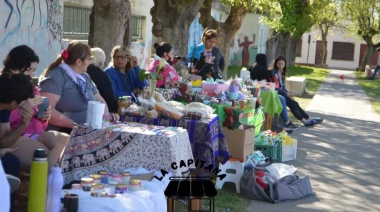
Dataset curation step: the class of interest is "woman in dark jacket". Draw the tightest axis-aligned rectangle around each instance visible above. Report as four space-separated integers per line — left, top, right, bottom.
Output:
249 53 274 82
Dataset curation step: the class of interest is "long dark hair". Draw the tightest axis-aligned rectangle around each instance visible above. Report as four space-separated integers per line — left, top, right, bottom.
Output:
40 41 91 78
2 45 39 74
255 53 268 69
273 56 287 80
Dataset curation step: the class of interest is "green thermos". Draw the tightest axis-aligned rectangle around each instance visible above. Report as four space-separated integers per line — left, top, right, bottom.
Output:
27 149 48 212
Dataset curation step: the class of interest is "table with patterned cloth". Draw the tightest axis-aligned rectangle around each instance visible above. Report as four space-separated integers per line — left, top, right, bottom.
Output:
123 114 230 168
260 90 283 130
60 123 194 184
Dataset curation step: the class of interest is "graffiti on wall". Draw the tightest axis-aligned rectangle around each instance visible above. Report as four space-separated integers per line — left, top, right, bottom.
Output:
0 0 63 76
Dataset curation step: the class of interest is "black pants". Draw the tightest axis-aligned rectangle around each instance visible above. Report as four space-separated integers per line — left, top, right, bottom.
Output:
1 153 21 212
284 94 309 121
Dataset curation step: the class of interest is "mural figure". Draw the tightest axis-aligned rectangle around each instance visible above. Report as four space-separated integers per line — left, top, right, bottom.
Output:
238 34 256 67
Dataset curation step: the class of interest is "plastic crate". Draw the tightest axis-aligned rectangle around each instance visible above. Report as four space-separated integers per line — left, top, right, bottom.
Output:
282 139 297 162
254 141 282 162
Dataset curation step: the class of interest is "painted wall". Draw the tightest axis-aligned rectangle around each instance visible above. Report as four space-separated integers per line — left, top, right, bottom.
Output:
0 0 64 76
296 27 365 70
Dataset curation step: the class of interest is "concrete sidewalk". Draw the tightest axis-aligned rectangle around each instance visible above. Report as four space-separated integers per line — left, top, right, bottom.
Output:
246 69 380 212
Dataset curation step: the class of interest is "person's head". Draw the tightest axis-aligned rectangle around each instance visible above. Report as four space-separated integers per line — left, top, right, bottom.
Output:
202 28 218 50
273 56 287 76
90 47 106 69
0 73 34 110
154 42 173 61
41 41 91 78
109 45 132 71
255 53 268 69
2 45 39 78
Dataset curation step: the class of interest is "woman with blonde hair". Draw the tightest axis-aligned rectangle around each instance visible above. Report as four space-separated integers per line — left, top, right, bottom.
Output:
104 45 147 102
188 28 225 80
87 47 118 113
39 42 108 134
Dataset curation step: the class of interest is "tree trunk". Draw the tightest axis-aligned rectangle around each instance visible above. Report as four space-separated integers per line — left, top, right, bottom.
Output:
89 0 131 65
265 32 298 67
321 24 329 66
360 36 375 71
199 0 248 79
150 0 203 57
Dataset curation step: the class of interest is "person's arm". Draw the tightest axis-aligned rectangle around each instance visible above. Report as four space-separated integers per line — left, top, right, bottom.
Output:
218 49 225 72
39 92 75 128
0 100 33 148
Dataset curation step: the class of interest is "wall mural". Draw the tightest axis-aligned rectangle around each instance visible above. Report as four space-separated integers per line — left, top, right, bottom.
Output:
0 0 63 76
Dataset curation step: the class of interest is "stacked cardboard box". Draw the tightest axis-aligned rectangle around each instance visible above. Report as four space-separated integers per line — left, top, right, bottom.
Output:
223 127 255 159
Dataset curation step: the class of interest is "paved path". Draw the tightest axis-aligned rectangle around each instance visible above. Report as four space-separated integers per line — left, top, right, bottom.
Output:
247 69 380 212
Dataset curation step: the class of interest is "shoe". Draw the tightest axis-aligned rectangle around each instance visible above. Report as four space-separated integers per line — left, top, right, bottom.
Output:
6 174 20 193
283 121 300 131
311 117 323 125
303 120 315 127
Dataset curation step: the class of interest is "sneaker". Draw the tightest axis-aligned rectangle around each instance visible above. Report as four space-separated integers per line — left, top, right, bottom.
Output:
284 121 300 131
303 120 315 127
6 174 20 193
311 117 323 125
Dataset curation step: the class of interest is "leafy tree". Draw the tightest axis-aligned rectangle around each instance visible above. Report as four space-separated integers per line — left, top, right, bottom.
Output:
89 0 132 64
199 0 252 79
256 0 314 66
150 0 203 57
341 0 380 71
311 0 341 67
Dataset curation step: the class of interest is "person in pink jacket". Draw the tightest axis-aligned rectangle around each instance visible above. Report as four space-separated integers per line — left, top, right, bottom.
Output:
148 42 179 88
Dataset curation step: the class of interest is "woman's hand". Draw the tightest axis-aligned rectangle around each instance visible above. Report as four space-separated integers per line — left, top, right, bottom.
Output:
18 99 34 126
30 96 43 107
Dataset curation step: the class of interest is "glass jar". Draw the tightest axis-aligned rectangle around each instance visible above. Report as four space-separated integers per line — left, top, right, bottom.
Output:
118 96 130 116
89 174 101 184
81 177 93 192
112 174 123 184
97 171 109 184
91 183 105 193
115 183 128 194
71 183 82 190
120 172 131 185
129 179 142 192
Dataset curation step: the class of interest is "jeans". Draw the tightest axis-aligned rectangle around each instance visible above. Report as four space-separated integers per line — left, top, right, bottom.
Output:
1 153 21 212
278 95 289 124
372 65 380 80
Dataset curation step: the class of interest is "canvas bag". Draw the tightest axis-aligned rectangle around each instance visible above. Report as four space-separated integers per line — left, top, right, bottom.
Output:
240 166 314 203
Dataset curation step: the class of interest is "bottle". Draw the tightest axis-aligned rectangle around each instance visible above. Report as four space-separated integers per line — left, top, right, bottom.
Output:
27 149 48 212
46 164 64 212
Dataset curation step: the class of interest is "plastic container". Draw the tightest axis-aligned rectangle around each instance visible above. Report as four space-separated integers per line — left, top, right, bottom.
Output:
282 139 297 162
46 164 64 212
191 80 202 87
254 141 282 162
202 81 229 96
27 149 48 212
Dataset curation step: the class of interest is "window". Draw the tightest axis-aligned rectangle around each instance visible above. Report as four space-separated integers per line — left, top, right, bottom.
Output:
332 42 355 61
296 39 302 57
131 16 144 41
63 4 91 39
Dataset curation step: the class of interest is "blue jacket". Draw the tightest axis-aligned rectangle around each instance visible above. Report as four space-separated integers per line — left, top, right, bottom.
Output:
104 65 147 101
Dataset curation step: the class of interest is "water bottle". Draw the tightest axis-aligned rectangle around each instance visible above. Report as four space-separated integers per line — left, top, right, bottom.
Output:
27 149 48 212
46 164 64 212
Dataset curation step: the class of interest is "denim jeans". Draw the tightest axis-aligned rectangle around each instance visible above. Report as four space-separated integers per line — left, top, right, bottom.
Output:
372 65 380 80
278 95 289 124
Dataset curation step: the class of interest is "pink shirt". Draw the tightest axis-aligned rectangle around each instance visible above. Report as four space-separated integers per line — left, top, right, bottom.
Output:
147 60 179 88
10 86 48 134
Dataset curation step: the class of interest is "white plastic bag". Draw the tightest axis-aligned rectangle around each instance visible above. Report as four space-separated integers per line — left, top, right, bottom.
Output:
265 163 297 181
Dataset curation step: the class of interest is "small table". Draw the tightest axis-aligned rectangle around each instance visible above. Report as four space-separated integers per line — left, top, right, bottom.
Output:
60 123 194 184
260 90 283 130
123 114 230 169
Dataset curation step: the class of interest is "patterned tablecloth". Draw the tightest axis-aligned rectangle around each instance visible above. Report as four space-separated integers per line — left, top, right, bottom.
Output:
60 123 194 184
123 114 230 168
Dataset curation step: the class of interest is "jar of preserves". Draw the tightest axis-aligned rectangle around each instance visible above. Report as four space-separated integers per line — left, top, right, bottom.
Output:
118 96 132 116
81 177 93 192
120 172 131 185
115 184 128 194
89 174 101 184
129 179 142 192
112 174 123 184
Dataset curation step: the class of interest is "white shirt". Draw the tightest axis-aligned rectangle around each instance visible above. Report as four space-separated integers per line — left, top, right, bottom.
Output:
0 159 10 212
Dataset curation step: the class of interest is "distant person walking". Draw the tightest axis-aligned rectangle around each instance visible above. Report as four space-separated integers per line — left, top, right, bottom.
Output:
372 47 380 80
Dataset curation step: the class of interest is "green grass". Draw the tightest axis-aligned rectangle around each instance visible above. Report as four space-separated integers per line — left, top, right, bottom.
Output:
354 71 380 115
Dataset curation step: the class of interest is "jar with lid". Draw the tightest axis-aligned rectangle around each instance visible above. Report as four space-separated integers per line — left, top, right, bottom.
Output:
112 174 123 184
81 177 93 192
115 184 128 194
89 174 101 184
118 96 132 116
120 172 131 185
129 179 142 192
91 183 105 193
98 170 109 184
105 181 118 195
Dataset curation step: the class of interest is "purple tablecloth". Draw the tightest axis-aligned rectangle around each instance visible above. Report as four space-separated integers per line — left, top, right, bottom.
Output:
123 114 230 168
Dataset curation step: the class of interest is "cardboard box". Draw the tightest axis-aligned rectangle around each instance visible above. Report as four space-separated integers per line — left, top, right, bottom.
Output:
223 127 255 159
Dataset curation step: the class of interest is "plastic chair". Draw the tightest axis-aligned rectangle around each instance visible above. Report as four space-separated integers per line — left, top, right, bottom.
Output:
215 158 244 193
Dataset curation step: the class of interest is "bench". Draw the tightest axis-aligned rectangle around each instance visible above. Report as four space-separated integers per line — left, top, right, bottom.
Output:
285 76 306 96
365 65 380 79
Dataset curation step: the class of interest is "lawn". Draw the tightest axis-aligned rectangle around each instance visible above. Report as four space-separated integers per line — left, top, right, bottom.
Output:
354 71 380 115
